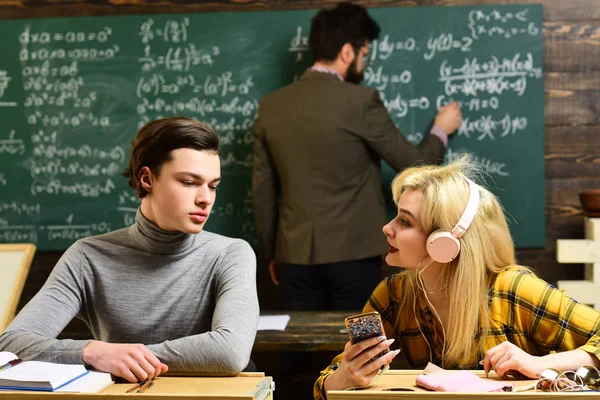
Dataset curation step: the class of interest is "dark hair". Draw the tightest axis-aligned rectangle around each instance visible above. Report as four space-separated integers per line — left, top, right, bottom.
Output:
123 117 220 198
309 2 380 62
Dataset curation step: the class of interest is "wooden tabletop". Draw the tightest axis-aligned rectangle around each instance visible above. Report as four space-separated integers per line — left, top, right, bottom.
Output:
0 374 273 399
253 311 355 352
326 370 563 399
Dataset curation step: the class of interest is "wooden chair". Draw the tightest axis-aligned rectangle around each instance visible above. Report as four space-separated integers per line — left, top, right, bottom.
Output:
0 244 36 332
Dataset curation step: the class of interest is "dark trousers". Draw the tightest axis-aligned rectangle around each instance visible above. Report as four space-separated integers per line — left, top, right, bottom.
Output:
272 257 382 399
278 256 383 311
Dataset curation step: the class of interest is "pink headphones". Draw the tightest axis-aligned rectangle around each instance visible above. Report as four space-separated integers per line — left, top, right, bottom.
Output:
425 178 480 263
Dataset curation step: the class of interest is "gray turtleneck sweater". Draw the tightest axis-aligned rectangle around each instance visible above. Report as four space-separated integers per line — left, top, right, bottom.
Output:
0 211 259 374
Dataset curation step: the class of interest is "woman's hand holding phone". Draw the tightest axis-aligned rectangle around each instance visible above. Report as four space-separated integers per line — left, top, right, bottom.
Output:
345 312 390 360
323 312 401 391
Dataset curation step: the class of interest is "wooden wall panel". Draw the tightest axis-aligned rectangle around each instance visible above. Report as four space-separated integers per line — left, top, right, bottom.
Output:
546 72 600 125
544 22 600 72
546 126 600 180
0 0 597 21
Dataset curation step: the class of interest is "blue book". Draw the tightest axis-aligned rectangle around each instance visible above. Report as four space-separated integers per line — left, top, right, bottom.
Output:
0 351 89 391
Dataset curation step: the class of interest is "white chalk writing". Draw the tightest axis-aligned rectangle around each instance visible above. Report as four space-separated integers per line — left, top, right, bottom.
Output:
468 9 539 40
0 130 25 155
458 114 528 140
447 148 509 177
439 53 541 97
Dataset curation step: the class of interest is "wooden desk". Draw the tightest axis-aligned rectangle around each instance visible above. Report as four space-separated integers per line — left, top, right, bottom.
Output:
254 311 352 352
0 373 273 399
0 244 36 331
327 370 595 399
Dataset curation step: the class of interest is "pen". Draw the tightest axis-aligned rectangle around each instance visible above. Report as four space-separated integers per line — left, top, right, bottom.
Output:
0 359 22 373
126 382 140 393
137 379 153 393
125 379 154 394
479 359 489 378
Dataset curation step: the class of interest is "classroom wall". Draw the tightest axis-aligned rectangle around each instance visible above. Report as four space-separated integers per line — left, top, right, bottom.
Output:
1 0 598 337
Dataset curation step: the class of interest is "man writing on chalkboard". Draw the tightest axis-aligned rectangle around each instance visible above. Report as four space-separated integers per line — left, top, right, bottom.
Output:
253 2 462 311
0 117 259 382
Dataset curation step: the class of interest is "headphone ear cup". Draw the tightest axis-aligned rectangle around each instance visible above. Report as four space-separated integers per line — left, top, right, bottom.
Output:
426 230 461 263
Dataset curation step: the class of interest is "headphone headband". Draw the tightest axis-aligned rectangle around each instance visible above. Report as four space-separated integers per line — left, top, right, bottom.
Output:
450 178 480 239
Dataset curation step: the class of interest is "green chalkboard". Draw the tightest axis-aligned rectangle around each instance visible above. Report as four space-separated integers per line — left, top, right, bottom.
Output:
0 4 544 250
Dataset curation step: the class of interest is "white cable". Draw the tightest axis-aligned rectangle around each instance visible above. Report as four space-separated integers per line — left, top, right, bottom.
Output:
414 258 448 367
412 284 433 363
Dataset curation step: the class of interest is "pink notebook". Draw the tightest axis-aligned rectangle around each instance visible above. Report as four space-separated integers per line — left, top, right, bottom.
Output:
416 366 512 392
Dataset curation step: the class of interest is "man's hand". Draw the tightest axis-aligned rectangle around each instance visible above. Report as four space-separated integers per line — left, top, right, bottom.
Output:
82 341 168 383
433 101 462 136
268 261 280 285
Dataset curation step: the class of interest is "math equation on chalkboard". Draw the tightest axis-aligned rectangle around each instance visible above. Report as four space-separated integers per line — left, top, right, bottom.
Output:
0 5 544 249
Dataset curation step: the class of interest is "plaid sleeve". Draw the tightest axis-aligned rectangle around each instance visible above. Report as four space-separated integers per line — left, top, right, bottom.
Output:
497 268 600 360
313 276 400 399
313 353 343 400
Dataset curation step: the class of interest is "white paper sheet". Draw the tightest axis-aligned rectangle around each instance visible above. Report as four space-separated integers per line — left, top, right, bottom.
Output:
0 352 18 366
257 315 291 331
56 371 113 393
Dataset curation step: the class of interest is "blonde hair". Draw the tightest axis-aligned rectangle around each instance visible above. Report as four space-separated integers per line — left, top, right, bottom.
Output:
392 156 517 367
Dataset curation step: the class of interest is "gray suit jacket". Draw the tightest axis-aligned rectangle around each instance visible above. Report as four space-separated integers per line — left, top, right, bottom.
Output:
252 70 444 265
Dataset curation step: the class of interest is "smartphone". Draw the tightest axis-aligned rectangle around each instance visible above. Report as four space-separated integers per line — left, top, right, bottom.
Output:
344 311 389 360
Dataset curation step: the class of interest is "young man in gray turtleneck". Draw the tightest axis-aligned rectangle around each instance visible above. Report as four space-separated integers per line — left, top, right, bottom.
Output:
0 117 259 382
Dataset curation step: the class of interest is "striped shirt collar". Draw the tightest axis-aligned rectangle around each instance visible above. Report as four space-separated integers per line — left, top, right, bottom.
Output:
308 65 344 81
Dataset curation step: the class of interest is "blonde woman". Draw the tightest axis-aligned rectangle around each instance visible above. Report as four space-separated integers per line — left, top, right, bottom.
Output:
314 156 600 399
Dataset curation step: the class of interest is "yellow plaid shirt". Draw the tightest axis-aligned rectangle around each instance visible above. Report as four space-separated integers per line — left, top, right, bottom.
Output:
314 266 600 399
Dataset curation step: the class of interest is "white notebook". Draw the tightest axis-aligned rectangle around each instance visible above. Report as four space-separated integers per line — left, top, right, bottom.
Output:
0 351 112 392
56 371 114 393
